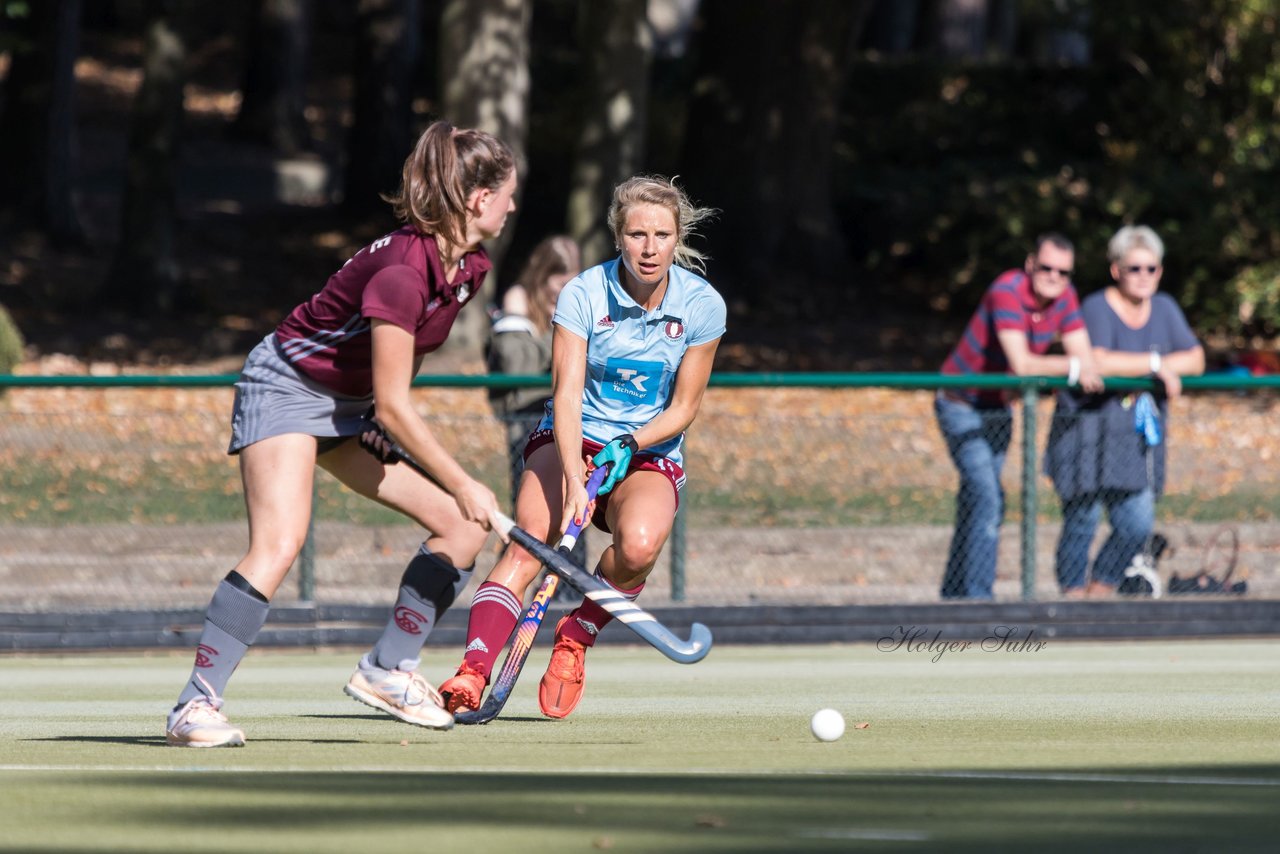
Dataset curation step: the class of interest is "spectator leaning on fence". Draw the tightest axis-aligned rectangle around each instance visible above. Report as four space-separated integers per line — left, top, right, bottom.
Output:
164 121 518 748
936 233 1104 600
438 175 725 720
1044 225 1205 599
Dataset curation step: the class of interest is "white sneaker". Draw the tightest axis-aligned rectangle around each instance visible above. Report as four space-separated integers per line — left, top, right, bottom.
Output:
166 695 245 748
344 654 454 730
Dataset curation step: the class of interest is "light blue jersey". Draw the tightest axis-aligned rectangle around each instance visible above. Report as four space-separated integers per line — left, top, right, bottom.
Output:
540 258 726 468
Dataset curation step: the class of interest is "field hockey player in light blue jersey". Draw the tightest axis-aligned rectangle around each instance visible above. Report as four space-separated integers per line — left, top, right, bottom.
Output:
439 175 726 719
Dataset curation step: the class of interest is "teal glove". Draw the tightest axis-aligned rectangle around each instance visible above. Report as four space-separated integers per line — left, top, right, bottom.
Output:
592 434 639 495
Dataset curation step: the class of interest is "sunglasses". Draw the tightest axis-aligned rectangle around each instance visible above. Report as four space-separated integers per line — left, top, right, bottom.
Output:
1033 261 1073 278
1123 264 1161 275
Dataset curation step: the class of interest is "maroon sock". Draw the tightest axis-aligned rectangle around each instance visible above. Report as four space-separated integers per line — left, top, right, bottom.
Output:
461 582 523 679
559 573 645 647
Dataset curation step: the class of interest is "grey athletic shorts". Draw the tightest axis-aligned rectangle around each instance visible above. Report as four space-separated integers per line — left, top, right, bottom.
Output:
228 334 372 455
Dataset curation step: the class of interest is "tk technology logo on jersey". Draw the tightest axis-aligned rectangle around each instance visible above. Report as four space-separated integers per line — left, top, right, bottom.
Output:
602 357 663 406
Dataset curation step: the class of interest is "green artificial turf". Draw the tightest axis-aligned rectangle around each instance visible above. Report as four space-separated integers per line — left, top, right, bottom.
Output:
2 640 1278 852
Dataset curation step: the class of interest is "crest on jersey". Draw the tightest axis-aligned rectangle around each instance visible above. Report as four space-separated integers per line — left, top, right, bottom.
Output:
664 320 684 340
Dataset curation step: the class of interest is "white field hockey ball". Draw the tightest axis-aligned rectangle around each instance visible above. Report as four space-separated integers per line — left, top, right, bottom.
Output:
810 708 845 742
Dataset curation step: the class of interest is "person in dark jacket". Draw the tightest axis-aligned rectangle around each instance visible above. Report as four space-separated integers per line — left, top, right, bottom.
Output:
1045 225 1205 598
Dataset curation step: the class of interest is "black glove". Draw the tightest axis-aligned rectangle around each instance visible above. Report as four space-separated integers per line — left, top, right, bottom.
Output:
358 411 399 464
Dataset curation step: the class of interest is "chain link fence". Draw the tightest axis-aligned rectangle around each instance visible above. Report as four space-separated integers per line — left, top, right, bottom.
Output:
1 374 1277 614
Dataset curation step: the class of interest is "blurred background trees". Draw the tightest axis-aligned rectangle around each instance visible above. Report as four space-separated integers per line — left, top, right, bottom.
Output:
0 0 1276 366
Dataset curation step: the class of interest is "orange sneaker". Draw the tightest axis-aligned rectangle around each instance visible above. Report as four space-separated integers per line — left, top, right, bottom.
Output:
439 662 486 714
539 616 589 719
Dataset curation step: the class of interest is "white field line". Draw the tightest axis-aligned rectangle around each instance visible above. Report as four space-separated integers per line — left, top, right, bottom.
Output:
0 765 1276 787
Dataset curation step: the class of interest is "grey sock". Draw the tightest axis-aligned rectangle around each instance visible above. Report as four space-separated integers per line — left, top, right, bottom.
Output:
370 546 473 671
371 585 437 671
176 579 270 707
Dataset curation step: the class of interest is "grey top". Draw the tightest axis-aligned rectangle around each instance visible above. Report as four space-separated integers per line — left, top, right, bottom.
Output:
1082 290 1199 356
1044 289 1200 499
485 312 552 419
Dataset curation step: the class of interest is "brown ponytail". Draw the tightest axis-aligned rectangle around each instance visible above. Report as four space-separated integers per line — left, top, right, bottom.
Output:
383 121 515 246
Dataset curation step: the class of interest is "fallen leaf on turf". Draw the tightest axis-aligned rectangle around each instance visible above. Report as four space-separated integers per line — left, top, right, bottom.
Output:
399 740 409 746
592 837 614 850
854 722 871 729
695 814 727 828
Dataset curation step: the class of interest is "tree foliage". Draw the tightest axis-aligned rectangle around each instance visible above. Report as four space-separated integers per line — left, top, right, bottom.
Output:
835 0 1279 339
3 0 1279 356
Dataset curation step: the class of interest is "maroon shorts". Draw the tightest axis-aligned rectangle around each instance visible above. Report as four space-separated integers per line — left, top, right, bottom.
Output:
522 429 684 533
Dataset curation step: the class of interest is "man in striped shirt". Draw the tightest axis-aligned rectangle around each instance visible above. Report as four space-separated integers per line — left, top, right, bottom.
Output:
935 233 1103 599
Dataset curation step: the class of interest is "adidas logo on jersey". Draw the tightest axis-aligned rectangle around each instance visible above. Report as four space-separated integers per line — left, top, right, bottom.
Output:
595 315 614 329
465 637 489 653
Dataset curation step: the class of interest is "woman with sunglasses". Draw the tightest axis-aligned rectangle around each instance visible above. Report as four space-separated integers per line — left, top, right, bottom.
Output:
1045 225 1205 598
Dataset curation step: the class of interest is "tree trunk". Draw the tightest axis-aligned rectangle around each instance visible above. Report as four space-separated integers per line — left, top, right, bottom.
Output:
566 0 651 268
0 0 83 243
343 0 420 214
234 0 313 155
680 0 874 303
100 2 190 313
867 0 921 55
438 0 531 359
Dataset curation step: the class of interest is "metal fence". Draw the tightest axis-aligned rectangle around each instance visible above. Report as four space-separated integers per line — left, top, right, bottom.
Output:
1 372 1277 615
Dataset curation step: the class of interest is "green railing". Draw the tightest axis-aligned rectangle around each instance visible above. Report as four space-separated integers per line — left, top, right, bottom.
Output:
4 372 1277 602
5 371 1280 390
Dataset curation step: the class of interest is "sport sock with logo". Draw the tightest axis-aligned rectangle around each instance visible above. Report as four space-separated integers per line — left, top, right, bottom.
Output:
175 571 270 708
459 582 523 679
558 570 645 647
370 545 473 671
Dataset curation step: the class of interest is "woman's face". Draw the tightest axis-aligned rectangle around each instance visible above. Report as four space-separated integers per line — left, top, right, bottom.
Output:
470 171 518 241
1112 246 1163 301
618 203 678 290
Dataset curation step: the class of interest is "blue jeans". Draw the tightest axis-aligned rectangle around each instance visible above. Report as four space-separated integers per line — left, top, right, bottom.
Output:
1055 489 1155 590
935 396 1012 600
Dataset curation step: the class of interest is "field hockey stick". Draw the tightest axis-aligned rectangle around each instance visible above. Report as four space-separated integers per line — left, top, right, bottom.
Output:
371 435 712 664
454 465 608 725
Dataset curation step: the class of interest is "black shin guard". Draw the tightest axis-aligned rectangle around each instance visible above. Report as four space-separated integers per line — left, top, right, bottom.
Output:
370 546 474 671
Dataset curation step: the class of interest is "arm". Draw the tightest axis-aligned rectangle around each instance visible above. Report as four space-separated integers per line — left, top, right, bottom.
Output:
369 319 498 527
995 327 1104 392
1091 344 1205 399
550 323 590 530
589 337 722 497
631 337 721 450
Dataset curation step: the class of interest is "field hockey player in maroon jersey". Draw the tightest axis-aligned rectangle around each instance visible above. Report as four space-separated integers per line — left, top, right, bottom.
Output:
165 121 517 747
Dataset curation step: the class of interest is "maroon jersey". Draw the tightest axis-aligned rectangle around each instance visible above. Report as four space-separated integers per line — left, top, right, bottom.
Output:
275 227 490 397
941 269 1083 406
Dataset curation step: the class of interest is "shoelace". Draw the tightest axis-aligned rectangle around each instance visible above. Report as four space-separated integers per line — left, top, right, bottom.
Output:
404 670 444 706
549 642 584 681
191 674 227 714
